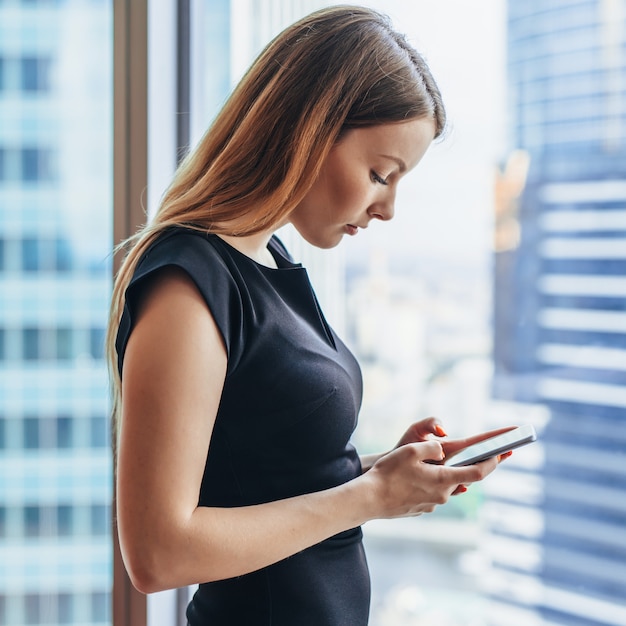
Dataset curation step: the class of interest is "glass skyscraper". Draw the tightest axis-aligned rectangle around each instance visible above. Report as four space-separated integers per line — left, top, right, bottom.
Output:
490 1 626 625
0 1 112 624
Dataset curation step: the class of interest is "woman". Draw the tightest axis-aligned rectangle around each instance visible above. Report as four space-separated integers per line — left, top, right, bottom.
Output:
107 6 509 625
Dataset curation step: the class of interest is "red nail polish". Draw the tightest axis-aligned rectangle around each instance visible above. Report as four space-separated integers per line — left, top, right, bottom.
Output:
435 425 447 437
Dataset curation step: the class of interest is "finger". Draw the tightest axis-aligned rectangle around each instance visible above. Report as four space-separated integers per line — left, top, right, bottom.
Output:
443 426 517 456
411 440 444 463
412 417 448 440
448 455 499 483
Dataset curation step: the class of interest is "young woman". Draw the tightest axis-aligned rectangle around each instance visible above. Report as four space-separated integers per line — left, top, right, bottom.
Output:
107 6 510 624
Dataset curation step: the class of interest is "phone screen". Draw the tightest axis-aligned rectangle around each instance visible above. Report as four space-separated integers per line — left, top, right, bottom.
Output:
444 424 537 467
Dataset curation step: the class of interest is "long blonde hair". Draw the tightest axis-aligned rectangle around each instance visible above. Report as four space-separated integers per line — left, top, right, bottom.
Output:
107 4 446 433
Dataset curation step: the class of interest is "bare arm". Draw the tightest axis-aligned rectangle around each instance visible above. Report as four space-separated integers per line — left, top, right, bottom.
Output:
116 268 500 594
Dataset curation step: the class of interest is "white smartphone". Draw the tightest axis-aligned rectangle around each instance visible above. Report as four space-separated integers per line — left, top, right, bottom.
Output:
444 424 537 467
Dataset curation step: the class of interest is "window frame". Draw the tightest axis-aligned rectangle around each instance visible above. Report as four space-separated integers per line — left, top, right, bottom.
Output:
112 0 148 624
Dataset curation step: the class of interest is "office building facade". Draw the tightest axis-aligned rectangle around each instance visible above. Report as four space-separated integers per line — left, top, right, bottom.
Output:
0 1 112 624
490 1 626 625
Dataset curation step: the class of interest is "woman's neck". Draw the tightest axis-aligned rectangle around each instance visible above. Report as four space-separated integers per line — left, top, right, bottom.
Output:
216 231 278 268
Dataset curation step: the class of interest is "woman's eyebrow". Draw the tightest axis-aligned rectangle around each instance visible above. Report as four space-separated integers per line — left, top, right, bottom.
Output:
379 154 407 173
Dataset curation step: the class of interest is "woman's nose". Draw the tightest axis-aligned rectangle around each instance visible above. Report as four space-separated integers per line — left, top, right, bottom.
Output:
368 192 396 221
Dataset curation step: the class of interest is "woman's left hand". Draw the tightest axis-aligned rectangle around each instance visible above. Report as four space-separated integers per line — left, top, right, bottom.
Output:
394 416 448 447
361 416 514 495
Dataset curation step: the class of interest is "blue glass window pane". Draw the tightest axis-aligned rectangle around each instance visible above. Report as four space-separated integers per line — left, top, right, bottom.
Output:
90 327 105 359
56 328 72 360
20 57 50 92
23 417 39 449
22 328 39 360
91 591 108 622
55 237 72 271
56 416 72 448
21 238 39 271
57 592 73 624
90 503 108 536
56 505 72 536
23 506 40 537
21 148 50 182
90 416 108 448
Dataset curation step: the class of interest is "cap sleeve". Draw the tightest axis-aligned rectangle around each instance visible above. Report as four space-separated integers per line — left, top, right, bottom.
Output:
115 229 244 376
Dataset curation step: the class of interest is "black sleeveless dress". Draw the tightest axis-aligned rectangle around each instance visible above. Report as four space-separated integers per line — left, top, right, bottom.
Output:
115 227 371 625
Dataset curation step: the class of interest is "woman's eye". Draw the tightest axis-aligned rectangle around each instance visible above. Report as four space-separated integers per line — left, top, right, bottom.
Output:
371 171 388 185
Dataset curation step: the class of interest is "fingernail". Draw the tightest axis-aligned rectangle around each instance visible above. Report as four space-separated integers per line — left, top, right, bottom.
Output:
458 485 468 493
498 451 513 462
435 424 448 437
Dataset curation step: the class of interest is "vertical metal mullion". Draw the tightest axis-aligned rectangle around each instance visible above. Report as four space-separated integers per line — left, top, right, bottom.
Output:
176 0 191 164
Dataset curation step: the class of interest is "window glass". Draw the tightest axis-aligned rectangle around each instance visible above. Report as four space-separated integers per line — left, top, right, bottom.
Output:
58 592 74 624
56 415 73 448
90 415 108 448
180 2 626 626
21 238 39 271
57 504 73 536
0 2 112 626
20 57 51 92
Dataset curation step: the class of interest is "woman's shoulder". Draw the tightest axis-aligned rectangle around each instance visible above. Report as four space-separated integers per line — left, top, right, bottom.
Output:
118 226 244 374
136 226 226 275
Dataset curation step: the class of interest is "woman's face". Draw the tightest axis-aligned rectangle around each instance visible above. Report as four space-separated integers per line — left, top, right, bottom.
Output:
289 118 435 249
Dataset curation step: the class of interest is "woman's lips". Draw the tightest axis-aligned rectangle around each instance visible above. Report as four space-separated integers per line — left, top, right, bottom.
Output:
346 224 358 235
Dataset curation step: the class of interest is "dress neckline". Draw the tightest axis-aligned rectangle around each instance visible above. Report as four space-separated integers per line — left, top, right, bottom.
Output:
211 233 302 272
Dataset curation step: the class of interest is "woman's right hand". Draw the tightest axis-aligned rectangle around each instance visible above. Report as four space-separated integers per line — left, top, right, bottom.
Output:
360 439 499 519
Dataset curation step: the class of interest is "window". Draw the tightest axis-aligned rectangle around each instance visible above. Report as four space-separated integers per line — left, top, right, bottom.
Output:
58 592 74 624
21 238 39 271
24 594 41 625
23 506 40 537
57 505 73 536
56 416 72 448
23 417 39 449
56 328 73 360
55 237 72 271
2 2 623 626
21 147 52 182
89 327 105 359
91 591 108 623
0 4 113 624
90 415 108 448
20 57 51 92
22 328 39 360
90 503 109 536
